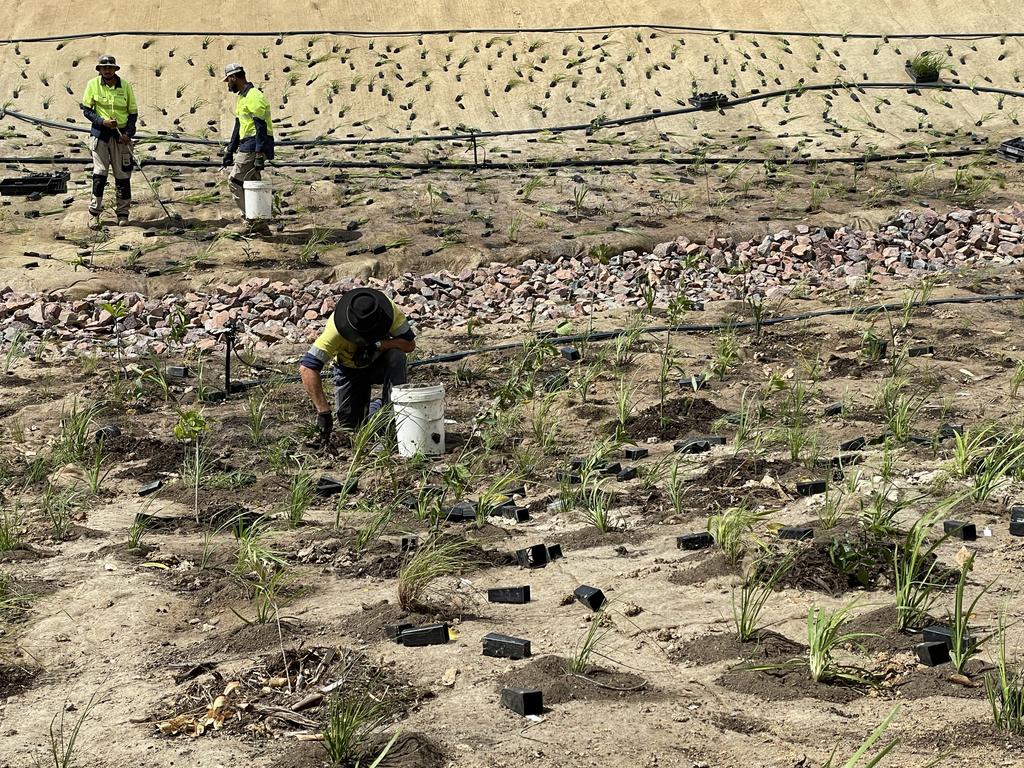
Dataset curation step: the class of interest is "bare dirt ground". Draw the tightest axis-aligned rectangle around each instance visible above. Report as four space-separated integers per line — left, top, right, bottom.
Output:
4 4 1024 768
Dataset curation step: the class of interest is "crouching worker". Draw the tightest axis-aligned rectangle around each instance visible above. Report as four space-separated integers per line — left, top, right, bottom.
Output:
300 288 416 445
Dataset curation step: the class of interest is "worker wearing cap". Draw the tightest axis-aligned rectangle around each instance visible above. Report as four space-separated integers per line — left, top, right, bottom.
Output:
299 288 416 443
81 55 138 228
221 63 274 224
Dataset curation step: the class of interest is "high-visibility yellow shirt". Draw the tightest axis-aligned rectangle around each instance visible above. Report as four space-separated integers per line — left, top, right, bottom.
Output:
235 85 274 141
82 76 137 128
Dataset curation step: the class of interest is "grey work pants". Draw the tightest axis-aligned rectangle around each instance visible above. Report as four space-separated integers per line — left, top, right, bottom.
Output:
89 135 132 217
332 349 408 430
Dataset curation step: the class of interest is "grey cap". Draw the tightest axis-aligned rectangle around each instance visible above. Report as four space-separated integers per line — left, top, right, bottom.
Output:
222 62 244 81
96 55 120 71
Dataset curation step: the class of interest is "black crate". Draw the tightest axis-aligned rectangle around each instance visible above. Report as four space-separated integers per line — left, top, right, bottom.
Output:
482 632 532 659
943 520 977 541
998 137 1024 162
573 584 606 611
677 532 714 550
624 446 649 461
0 171 70 196
688 91 729 110
516 544 550 569
488 586 531 604
796 479 827 496
398 623 450 647
500 687 543 716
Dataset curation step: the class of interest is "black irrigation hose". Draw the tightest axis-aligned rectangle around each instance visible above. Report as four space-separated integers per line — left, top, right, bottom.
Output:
4 81 1023 151
218 292 1024 394
2 24 1024 45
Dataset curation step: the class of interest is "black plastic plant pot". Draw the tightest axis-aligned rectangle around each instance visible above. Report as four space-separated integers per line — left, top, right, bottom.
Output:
905 62 940 84
133 512 178 530
677 532 714 550
863 339 888 359
1011 506 1024 522
516 544 550 569
573 585 606 611
679 372 710 390
922 625 970 651
560 346 581 362
915 641 951 666
384 622 414 641
543 372 569 393
488 586 531 604
315 476 345 497
494 506 530 523
939 423 964 440
138 479 163 497
601 462 623 476
1011 520 1024 537
401 486 442 509
779 526 813 541
482 632 532 660
555 470 582 484
446 501 477 522
816 454 862 470
796 480 827 497
400 535 419 553
501 687 543 716
908 345 935 358
616 467 638 482
823 401 844 417
166 365 189 379
503 484 527 498
703 436 727 446
839 437 867 452
95 425 121 443
943 520 977 541
398 623 450 647
624 446 649 461
546 544 563 561
675 439 711 455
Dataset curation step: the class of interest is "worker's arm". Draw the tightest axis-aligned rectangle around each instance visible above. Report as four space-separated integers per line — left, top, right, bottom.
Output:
225 118 241 155
252 116 269 155
380 337 415 354
300 363 331 413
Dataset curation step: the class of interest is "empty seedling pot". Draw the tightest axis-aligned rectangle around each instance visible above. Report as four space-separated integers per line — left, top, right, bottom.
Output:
939 423 965 440
559 346 581 362
315 476 346 497
677 532 714 550
823 401 844 417
922 625 971 651
679 372 710 390
796 479 827 496
95 425 121 442
400 535 419 553
908 345 935 358
574 585 606 611
915 641 951 666
384 622 415 641
779 526 814 541
492 506 530 523
482 632 532 660
555 470 582 484
1010 520 1024 537
616 466 639 482
546 544 563 561
501 687 543 716
516 544 550 569
839 436 867 452
623 446 649 461
488 586 531 604
166 365 189 379
137 479 163 497
943 520 977 541
675 438 711 455
446 501 477 522
601 462 623 476
398 623 451 647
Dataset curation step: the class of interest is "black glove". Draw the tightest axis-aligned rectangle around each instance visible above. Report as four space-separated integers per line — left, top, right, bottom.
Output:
222 153 234 167
353 344 378 367
316 411 333 444
253 154 266 171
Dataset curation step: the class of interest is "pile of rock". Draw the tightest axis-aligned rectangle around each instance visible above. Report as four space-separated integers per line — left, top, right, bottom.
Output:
2 205 1023 359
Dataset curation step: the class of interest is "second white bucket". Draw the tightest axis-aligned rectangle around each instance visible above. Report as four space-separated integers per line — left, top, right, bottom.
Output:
243 180 273 220
391 383 446 458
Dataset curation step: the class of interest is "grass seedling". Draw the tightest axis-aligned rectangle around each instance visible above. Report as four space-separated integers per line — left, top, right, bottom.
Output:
580 477 620 533
42 484 82 541
734 551 795 642
972 429 1024 502
0 503 23 551
174 409 209 523
986 615 1024 735
127 511 149 549
397 536 474 611
567 607 609 675
286 470 315 528
322 692 389 766
665 459 686 518
806 602 873 684
822 706 916 767
708 504 767 563
84 442 110 495
47 690 99 768
354 500 395 552
613 377 636 440
711 325 740 380
891 507 950 631
53 400 103 466
1011 360 1024 397
948 552 993 675
245 386 275 446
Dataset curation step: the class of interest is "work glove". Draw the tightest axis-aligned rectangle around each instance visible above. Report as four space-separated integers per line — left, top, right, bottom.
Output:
222 153 234 168
316 411 333 445
353 343 379 367
253 154 266 171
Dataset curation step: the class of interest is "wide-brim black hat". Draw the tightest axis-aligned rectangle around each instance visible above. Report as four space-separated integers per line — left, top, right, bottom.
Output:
334 288 393 343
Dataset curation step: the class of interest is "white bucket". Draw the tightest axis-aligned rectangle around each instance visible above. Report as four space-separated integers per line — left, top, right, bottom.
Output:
243 180 273 220
391 383 446 458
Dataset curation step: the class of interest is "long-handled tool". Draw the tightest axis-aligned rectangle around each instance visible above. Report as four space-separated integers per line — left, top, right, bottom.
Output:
117 129 181 222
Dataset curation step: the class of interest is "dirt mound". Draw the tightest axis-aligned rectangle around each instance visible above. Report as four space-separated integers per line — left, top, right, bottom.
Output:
671 629 805 666
626 397 728 441
495 654 652 704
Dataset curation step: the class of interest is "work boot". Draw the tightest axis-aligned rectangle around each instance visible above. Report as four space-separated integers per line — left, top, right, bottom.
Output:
117 216 129 227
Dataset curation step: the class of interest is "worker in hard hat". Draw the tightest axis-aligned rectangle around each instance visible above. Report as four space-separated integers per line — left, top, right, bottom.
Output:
221 63 275 232
81 55 138 228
